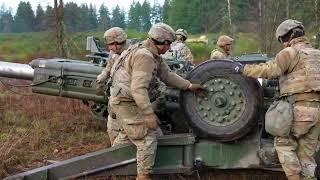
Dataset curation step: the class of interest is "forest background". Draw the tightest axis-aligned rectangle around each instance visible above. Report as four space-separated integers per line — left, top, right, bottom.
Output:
1 0 320 178
1 0 320 61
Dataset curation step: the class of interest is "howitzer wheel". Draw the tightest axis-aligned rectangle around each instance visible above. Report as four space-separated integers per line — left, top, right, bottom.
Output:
181 60 263 142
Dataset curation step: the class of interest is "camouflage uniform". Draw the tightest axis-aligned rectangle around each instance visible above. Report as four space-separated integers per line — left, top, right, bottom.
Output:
210 46 230 59
110 23 192 177
169 41 194 64
210 35 233 59
243 27 320 180
96 27 128 145
162 29 194 64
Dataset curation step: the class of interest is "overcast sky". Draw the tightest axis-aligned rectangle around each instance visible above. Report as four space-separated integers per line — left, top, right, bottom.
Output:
0 0 164 14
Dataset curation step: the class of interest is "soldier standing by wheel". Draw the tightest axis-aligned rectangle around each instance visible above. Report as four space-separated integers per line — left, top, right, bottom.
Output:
109 23 204 180
234 19 320 180
210 35 234 59
96 27 128 145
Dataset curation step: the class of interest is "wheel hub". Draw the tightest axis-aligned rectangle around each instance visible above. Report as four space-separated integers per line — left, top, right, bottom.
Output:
197 77 246 126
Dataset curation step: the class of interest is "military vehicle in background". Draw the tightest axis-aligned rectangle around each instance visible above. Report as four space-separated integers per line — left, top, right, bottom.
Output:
0 36 315 180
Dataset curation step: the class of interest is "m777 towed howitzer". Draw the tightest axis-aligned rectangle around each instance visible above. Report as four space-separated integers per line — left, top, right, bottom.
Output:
1 37 319 179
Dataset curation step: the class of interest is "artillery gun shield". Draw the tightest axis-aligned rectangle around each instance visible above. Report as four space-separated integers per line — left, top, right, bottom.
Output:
181 60 263 142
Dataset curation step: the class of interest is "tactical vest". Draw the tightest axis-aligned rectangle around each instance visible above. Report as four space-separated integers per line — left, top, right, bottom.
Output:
110 43 166 102
161 42 185 60
210 48 229 59
279 47 320 96
171 42 185 51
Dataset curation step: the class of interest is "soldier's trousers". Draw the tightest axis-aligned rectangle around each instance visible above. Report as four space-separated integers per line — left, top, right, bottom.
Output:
274 101 320 179
112 101 162 175
107 115 120 145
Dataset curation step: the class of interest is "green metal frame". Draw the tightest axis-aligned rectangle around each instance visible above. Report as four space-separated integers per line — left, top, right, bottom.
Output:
5 130 282 180
5 134 195 180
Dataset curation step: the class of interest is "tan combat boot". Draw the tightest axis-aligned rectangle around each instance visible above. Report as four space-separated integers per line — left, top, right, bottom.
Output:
287 174 300 180
136 174 152 180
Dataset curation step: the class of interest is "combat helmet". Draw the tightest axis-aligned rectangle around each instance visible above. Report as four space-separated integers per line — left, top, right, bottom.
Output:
217 35 234 47
276 19 304 42
148 23 176 44
104 27 127 44
176 29 188 39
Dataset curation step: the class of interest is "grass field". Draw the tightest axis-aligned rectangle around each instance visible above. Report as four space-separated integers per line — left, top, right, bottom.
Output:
0 31 262 64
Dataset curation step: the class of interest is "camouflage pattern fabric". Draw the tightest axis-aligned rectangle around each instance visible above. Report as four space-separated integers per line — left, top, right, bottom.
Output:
110 39 190 115
170 41 194 64
243 36 320 179
107 115 120 145
216 35 234 47
274 102 320 179
104 27 127 44
148 23 176 43
276 19 304 41
210 47 230 59
97 54 118 84
112 101 163 174
110 38 190 176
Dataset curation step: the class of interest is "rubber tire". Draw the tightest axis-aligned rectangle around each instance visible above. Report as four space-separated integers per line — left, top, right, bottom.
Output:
181 60 263 142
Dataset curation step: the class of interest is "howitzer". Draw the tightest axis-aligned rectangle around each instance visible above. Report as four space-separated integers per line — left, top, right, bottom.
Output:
0 37 111 118
2 38 320 179
0 59 105 103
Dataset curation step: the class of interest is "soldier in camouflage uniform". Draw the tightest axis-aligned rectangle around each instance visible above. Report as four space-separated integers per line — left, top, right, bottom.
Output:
109 23 204 180
96 27 128 145
210 35 234 59
171 29 194 64
235 19 320 180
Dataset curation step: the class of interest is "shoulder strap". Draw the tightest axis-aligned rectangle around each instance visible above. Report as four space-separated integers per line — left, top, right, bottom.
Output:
110 43 144 78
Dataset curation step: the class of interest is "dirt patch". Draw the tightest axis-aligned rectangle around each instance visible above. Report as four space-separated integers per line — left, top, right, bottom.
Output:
0 79 110 179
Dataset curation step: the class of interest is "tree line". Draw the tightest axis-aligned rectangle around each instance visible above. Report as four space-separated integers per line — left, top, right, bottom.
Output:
0 0 319 33
1 0 320 52
0 1 126 33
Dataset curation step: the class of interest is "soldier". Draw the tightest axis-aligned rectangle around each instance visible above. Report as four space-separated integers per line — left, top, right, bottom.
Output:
171 29 194 64
235 19 320 180
109 23 204 180
96 27 128 145
210 35 234 59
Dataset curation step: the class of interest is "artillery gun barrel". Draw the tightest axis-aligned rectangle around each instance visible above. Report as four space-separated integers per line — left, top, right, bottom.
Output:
0 61 34 80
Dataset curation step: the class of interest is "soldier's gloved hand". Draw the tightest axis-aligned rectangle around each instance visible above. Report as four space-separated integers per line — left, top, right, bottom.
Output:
188 83 208 97
144 113 159 130
233 62 244 73
96 81 105 96
188 83 202 91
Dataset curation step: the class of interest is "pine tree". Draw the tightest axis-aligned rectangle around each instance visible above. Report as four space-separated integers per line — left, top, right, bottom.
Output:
111 5 126 28
34 4 46 31
45 5 55 31
162 0 170 23
79 4 91 31
0 11 13 33
128 2 142 31
119 8 126 28
141 1 152 32
88 4 98 30
13 2 35 32
0 5 13 32
64 2 81 32
168 0 199 33
98 4 111 31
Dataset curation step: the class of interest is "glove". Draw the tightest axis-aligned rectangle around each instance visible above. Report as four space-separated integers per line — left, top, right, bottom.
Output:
188 83 203 91
188 83 208 97
233 62 244 73
144 113 159 130
96 82 105 96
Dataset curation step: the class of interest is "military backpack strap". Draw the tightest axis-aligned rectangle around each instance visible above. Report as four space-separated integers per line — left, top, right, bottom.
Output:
110 43 145 80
